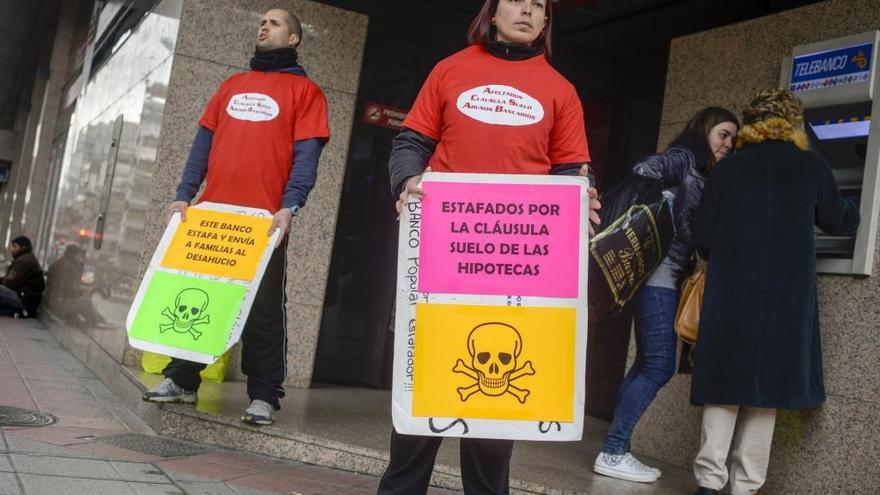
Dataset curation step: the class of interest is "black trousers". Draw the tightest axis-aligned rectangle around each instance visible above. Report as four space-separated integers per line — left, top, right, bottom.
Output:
163 239 288 409
377 430 514 495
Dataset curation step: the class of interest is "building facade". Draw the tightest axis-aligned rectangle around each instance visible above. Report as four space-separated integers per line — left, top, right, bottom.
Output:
0 0 877 492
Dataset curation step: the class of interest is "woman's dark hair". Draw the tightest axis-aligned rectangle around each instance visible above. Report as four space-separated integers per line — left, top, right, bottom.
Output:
467 0 554 58
671 106 740 169
11 236 32 249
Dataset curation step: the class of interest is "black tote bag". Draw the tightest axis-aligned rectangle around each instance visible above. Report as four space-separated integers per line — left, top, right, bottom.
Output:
588 176 675 319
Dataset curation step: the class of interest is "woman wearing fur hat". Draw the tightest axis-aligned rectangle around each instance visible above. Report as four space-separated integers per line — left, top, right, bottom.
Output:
690 88 859 495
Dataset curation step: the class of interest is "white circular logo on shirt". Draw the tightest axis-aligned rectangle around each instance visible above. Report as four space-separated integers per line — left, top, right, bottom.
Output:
456 85 544 126
226 93 279 122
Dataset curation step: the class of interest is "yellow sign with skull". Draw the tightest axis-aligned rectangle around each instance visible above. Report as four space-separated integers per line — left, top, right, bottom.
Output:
412 303 576 421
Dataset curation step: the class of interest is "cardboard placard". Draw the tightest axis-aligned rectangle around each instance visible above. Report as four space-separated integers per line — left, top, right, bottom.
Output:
393 173 589 441
126 202 279 364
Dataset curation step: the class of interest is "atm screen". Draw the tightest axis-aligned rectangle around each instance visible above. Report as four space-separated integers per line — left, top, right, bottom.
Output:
810 119 870 140
804 101 871 258
804 101 872 174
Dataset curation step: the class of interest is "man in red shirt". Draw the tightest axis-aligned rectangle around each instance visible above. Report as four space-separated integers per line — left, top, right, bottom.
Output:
142 8 330 427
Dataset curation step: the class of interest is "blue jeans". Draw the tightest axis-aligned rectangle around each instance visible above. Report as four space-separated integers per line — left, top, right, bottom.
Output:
602 286 678 455
0 285 24 317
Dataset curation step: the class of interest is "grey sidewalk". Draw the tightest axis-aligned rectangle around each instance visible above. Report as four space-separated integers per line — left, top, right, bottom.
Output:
0 317 454 495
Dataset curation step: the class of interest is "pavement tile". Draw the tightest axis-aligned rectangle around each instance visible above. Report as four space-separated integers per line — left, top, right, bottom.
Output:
27 390 95 404
0 399 38 410
0 356 39 364
40 409 113 424
101 406 156 434
8 357 55 366
426 487 459 495
0 383 30 394
189 450 286 471
128 482 186 495
350 477 379 491
3 435 102 459
111 461 174 484
11 371 80 384
11 454 119 479
17 474 136 495
70 442 165 463
0 472 21 495
0 455 11 472
54 416 127 430
159 457 261 482
35 397 106 411
0 391 29 404
4 426 115 446
284 478 362 495
187 451 291 472
176 480 239 494
80 377 120 398
259 463 370 487
0 382 21 394
232 472 358 494
227 485 278 495
13 362 74 372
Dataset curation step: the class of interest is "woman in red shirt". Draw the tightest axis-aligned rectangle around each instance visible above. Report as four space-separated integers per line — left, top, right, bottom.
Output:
381 1 600 493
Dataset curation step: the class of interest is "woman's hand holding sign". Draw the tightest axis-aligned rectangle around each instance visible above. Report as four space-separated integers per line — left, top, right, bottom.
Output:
396 167 432 214
579 165 601 235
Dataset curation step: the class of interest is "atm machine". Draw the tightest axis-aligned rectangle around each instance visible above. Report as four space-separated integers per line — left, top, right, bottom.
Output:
780 31 880 275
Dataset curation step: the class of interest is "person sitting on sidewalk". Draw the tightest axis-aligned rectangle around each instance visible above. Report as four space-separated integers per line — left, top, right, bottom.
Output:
0 236 46 318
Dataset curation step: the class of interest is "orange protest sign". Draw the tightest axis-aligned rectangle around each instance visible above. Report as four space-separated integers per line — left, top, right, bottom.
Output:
160 208 272 281
412 303 576 422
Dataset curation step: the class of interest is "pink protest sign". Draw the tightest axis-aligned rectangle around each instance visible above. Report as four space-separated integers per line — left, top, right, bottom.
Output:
418 180 582 298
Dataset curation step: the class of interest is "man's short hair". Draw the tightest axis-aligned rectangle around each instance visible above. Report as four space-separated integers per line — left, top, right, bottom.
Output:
12 236 32 249
279 9 302 40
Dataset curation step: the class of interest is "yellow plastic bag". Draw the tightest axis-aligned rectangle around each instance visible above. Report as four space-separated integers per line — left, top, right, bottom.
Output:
141 350 232 382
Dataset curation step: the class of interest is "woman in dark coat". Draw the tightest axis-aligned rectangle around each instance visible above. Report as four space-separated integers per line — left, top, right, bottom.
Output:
690 88 860 495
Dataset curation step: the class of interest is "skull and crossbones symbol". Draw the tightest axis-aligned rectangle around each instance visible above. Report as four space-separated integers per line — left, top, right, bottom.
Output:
453 322 535 404
159 288 211 340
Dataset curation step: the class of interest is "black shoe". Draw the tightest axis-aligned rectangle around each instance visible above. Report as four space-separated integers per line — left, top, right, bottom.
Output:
694 488 717 495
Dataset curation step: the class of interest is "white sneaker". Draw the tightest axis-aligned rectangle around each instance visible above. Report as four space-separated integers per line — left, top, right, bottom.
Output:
593 452 660 483
142 377 197 404
241 399 274 426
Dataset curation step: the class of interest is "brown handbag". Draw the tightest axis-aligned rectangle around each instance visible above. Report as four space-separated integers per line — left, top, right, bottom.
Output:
674 259 707 344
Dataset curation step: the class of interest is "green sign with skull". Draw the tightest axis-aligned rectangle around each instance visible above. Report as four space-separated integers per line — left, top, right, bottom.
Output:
128 271 246 357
